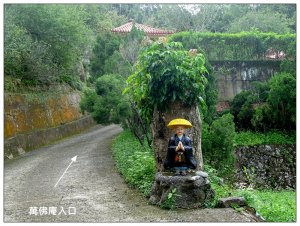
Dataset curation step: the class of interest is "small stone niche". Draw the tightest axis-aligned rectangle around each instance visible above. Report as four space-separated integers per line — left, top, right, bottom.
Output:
149 171 215 208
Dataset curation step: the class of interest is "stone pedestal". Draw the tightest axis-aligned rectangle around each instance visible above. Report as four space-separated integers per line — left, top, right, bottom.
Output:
149 171 215 208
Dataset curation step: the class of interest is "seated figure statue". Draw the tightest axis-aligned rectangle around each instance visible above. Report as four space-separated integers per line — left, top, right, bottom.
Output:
163 118 197 176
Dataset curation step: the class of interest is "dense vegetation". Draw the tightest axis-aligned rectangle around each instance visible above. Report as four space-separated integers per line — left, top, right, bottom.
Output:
113 130 296 222
111 130 155 196
125 41 208 122
5 4 296 90
170 31 295 61
230 72 296 132
4 4 127 90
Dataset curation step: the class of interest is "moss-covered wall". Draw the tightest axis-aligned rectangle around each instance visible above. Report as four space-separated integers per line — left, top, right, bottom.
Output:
4 92 82 138
4 90 96 159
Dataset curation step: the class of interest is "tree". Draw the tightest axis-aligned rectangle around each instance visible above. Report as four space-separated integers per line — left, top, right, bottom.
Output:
4 4 93 88
89 32 121 79
267 73 296 130
80 74 131 126
227 10 293 34
146 5 192 31
125 41 208 171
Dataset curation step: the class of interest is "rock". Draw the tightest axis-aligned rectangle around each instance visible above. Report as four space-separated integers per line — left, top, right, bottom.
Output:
217 196 246 208
195 171 208 178
149 172 214 208
17 147 25 155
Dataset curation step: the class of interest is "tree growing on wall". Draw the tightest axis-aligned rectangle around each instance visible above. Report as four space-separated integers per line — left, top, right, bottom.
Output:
125 41 208 171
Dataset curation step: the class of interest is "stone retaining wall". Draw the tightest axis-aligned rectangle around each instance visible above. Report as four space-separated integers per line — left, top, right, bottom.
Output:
4 89 97 160
235 144 296 189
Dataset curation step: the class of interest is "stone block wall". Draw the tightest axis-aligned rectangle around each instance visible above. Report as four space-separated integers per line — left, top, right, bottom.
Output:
234 144 296 189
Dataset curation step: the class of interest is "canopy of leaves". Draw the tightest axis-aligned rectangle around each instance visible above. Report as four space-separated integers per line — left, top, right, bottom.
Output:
125 41 208 122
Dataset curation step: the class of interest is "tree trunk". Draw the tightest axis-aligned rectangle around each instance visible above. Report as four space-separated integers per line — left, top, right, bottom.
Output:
151 101 203 172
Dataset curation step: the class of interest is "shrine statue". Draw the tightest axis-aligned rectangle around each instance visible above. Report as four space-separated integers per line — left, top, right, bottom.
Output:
163 118 197 176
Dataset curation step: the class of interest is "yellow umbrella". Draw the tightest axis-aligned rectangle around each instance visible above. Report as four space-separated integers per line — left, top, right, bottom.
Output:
167 118 193 129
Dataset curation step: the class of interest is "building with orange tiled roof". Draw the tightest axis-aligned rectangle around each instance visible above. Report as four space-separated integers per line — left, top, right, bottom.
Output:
111 19 175 37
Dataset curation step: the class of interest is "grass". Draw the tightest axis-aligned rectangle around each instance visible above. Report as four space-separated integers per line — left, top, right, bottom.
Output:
111 130 155 197
241 190 296 222
205 165 296 222
234 130 296 146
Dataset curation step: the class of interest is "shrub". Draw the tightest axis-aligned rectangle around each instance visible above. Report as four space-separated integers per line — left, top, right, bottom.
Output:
170 31 295 61
202 113 236 176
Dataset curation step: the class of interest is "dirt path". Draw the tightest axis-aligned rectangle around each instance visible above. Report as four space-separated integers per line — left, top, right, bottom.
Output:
4 124 255 222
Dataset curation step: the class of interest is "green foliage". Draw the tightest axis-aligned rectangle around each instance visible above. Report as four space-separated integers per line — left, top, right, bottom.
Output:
230 86 268 130
160 188 179 210
234 131 296 146
202 113 236 176
111 130 155 196
125 41 208 123
79 86 98 113
170 31 295 61
80 74 131 125
120 25 146 65
230 72 296 132
4 4 93 88
237 190 296 222
200 62 218 124
267 72 296 130
227 10 294 34
103 51 132 77
90 33 122 80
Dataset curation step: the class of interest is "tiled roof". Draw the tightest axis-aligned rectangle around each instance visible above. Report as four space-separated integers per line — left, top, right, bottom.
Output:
111 19 174 36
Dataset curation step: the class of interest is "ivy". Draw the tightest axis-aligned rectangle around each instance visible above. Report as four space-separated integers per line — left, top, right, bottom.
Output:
170 31 295 61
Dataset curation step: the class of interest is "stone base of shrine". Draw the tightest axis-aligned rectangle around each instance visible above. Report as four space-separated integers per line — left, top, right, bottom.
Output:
149 171 215 209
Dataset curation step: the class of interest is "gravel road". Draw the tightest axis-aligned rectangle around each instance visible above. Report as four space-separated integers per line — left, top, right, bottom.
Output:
4 124 255 222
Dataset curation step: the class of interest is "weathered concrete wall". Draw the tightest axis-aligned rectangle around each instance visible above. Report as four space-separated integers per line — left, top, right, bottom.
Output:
4 90 97 160
234 144 296 189
212 60 281 101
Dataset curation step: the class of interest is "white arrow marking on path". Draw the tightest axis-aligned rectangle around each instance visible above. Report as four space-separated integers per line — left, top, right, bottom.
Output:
54 155 77 188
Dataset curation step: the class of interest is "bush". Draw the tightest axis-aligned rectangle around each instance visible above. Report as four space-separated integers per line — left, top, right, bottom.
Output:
202 113 236 176
267 72 296 130
111 130 155 196
230 91 254 130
